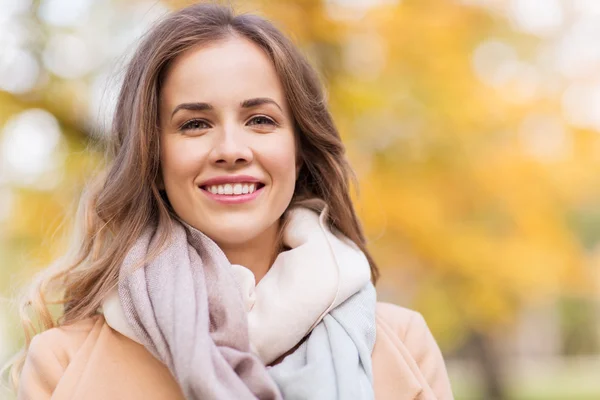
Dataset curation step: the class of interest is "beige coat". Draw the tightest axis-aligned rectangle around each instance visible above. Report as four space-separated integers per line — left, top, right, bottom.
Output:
18 302 453 400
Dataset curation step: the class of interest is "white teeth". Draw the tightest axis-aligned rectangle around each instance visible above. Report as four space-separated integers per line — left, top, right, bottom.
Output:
205 183 260 195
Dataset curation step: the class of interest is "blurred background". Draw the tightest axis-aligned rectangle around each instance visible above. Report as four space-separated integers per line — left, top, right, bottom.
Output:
1 0 600 398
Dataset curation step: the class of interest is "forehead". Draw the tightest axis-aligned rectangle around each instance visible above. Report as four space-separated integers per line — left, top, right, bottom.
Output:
160 36 287 110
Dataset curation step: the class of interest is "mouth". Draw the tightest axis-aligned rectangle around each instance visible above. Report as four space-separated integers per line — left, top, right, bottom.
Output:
198 182 266 204
199 182 265 195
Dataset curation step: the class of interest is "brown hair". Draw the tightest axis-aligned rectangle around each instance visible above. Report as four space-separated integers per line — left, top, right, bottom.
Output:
3 2 379 390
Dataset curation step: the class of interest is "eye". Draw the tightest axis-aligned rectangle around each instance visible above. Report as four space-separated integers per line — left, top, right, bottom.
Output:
247 115 277 127
180 119 210 131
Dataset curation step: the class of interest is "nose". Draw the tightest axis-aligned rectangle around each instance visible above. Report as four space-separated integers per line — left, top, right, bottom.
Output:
208 123 253 167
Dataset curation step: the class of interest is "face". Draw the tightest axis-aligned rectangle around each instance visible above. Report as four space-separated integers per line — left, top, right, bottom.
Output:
158 36 297 248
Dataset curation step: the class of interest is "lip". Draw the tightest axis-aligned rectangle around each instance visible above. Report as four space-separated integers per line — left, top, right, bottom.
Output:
199 184 264 204
199 175 262 187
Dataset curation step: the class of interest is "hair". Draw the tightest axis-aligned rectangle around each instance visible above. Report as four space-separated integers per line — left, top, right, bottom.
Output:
2 2 379 391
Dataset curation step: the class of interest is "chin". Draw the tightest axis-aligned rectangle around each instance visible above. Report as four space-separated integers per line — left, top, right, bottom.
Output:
206 226 266 247
193 213 264 243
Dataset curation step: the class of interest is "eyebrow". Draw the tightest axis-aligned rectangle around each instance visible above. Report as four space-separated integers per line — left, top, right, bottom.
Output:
170 97 283 120
171 102 213 119
240 97 282 112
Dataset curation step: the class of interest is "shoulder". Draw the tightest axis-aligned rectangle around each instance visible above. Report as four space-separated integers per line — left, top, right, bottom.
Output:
19 314 184 399
375 302 427 340
373 302 454 400
18 315 103 398
28 314 102 364
34 314 101 343
375 302 444 375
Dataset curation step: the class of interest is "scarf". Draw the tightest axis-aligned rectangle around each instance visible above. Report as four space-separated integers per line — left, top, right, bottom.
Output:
101 205 376 399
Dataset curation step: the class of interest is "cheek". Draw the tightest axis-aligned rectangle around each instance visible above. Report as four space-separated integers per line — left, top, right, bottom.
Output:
261 134 297 183
160 137 206 189
259 134 298 214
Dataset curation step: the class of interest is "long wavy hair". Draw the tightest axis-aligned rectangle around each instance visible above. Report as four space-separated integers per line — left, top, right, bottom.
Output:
3 2 379 390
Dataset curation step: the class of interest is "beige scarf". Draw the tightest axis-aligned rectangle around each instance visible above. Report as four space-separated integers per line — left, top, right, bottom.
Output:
101 205 372 399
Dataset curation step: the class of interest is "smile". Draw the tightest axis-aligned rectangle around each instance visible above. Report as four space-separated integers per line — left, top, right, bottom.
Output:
203 182 263 195
199 182 265 204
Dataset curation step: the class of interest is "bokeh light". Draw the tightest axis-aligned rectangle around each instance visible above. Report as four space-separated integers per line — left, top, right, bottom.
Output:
1 109 63 188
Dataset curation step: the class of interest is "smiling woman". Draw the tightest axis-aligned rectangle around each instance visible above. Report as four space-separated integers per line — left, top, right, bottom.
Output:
4 3 453 399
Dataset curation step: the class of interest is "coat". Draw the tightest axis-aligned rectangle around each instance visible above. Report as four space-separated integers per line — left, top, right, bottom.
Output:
17 302 454 400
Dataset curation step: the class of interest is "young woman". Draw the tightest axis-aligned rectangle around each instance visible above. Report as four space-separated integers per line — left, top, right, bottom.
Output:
6 3 453 399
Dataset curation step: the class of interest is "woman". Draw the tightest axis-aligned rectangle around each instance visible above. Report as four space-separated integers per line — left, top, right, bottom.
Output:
6 3 453 399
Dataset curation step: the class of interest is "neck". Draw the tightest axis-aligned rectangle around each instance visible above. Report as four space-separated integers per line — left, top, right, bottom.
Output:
218 220 281 284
